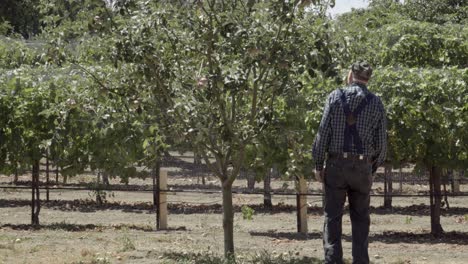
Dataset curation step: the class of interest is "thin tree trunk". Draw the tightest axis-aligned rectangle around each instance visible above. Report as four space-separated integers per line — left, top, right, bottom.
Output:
429 165 444 236
384 168 387 203
62 174 67 184
247 172 256 191
399 166 403 193
384 165 392 209
31 159 40 226
388 167 393 207
194 152 204 185
452 170 460 193
443 183 449 209
102 172 110 186
153 161 161 230
263 168 273 210
46 157 50 202
13 166 18 184
222 183 234 257
96 171 103 205
55 166 59 184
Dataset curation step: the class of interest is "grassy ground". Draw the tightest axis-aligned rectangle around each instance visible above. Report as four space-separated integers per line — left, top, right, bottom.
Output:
0 161 467 264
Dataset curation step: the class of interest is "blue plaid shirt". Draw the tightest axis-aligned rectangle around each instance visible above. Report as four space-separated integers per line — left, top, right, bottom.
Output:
312 83 387 172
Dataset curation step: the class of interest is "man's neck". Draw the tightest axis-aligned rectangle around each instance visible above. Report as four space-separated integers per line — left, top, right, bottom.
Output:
351 79 368 86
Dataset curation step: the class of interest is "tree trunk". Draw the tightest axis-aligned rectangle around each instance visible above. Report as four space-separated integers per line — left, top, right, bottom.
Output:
429 165 444 236
13 166 18 184
443 182 449 209
31 159 40 226
247 172 255 191
383 164 392 209
102 171 110 186
452 170 460 193
263 168 273 210
96 172 103 205
153 161 161 230
55 166 59 184
62 174 67 184
194 152 205 185
222 183 234 257
399 166 403 193
46 157 50 202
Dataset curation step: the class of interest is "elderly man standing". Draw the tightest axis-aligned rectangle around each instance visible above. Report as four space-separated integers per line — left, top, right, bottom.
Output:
312 61 387 264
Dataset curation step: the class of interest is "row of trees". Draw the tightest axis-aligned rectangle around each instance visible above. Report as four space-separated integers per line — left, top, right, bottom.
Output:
0 0 467 257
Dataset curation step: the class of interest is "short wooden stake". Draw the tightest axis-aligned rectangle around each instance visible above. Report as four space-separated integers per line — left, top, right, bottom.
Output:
297 176 308 234
159 169 168 230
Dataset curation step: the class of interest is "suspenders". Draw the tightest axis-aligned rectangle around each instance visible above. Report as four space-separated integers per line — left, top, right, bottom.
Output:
339 89 374 154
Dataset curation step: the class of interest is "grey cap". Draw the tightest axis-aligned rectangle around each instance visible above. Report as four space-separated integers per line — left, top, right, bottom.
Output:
351 61 373 81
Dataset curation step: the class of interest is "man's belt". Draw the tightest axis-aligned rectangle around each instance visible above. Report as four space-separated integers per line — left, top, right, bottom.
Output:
328 152 372 163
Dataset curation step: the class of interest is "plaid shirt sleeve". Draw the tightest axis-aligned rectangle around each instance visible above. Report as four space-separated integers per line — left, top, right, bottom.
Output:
312 92 335 171
372 98 388 172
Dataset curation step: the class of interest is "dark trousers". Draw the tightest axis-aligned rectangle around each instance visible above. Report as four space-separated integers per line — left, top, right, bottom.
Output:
323 157 373 264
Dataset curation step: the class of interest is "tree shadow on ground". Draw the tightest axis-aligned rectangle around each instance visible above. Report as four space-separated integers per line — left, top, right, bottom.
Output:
249 231 325 241
371 204 468 216
0 199 324 215
369 231 468 245
160 251 323 264
0 223 156 232
249 230 468 245
2 198 468 217
0 223 188 232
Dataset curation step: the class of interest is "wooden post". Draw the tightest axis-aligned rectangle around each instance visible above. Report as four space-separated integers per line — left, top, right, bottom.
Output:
159 169 168 230
297 176 308 234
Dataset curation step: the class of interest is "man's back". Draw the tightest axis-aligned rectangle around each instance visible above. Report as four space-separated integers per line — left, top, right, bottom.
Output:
312 82 387 173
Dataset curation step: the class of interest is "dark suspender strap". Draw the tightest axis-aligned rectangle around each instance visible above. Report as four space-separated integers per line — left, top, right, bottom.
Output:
339 89 353 152
353 93 374 116
339 89 374 154
349 125 363 153
339 89 352 115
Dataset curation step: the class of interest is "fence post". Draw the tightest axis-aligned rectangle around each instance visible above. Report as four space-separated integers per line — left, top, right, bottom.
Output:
159 169 168 230
297 176 308 234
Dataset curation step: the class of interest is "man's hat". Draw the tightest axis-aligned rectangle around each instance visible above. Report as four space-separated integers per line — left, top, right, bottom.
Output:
351 61 373 81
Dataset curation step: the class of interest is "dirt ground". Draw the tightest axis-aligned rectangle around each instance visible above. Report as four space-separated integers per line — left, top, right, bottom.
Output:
0 165 467 264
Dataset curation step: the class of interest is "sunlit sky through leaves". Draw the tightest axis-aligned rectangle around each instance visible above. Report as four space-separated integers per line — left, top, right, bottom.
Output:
328 0 369 17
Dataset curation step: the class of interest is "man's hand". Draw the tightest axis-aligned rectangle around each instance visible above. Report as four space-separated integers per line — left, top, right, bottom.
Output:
314 169 325 183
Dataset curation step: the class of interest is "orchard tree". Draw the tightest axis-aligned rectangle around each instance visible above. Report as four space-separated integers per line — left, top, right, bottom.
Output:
108 0 335 256
372 67 467 235
0 67 63 225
